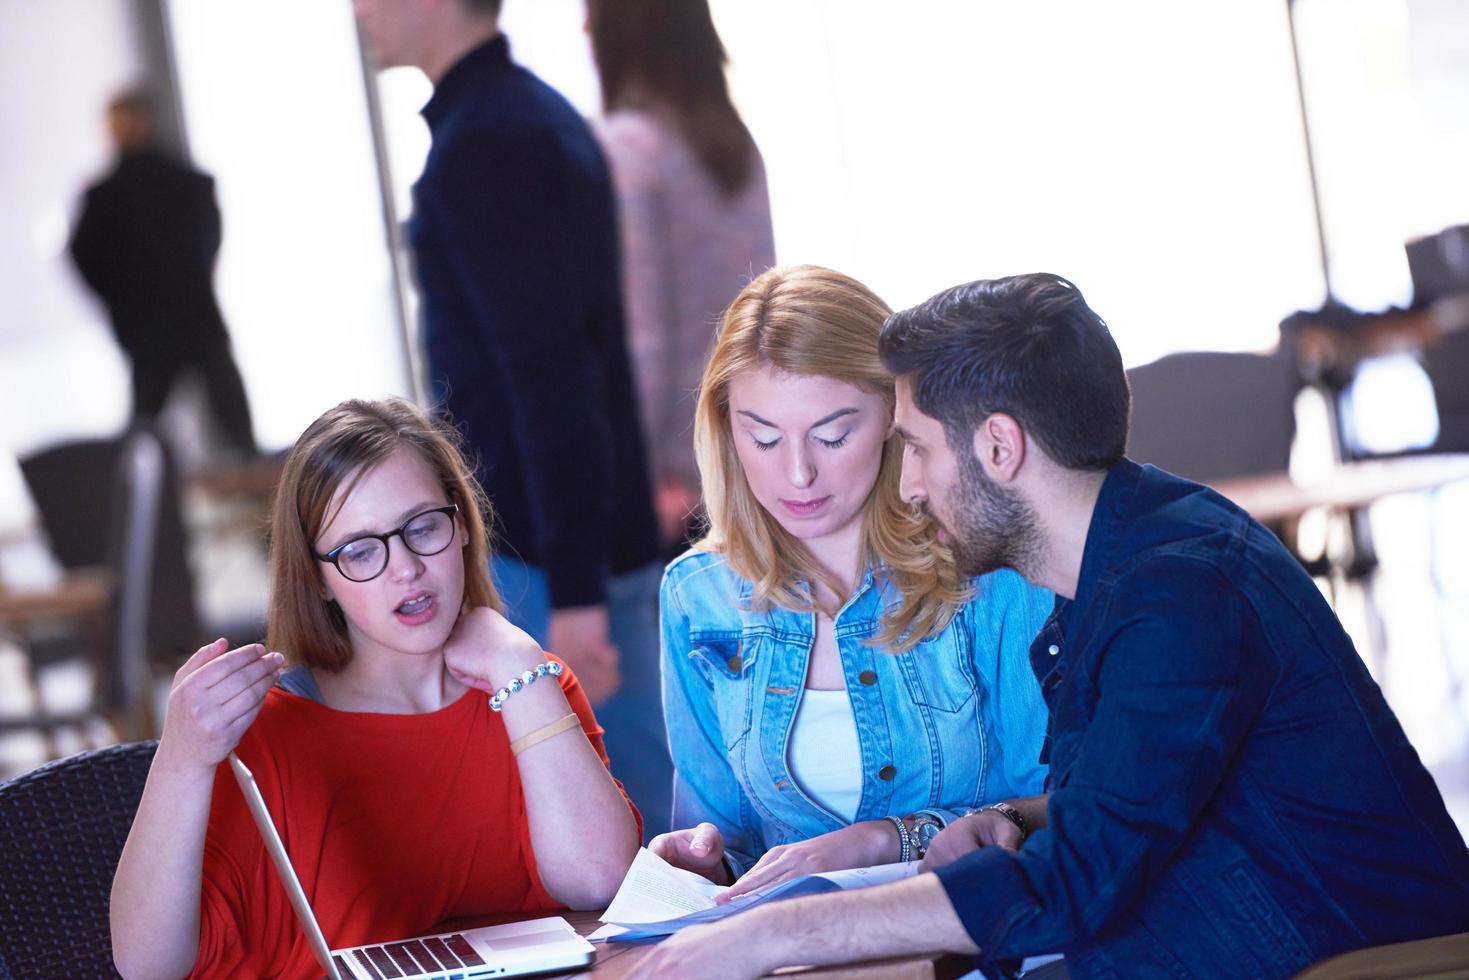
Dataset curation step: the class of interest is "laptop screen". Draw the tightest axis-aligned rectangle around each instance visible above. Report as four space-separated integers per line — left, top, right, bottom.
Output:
227 752 344 980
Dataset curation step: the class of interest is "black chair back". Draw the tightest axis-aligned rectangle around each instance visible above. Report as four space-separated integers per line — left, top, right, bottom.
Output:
1127 348 1299 484
19 428 202 671
1422 329 1469 453
0 741 157 979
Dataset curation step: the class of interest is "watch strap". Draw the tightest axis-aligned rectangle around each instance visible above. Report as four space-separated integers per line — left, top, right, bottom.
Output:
980 800 1027 836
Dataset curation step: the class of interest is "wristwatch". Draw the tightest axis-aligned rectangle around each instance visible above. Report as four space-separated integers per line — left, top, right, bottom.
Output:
971 801 1027 837
906 811 946 859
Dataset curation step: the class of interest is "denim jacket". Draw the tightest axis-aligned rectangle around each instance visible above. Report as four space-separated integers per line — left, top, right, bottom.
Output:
936 461 1469 979
661 548 1053 875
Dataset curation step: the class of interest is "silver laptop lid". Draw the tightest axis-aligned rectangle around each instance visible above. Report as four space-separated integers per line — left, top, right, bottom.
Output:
227 752 343 980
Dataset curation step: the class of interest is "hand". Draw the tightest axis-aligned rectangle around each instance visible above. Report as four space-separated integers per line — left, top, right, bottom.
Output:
655 474 699 548
649 822 731 885
717 820 894 903
443 606 545 692
547 605 620 705
919 809 1023 871
157 639 284 773
624 914 774 980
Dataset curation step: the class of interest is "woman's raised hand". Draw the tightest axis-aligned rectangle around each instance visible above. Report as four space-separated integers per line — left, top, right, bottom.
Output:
157 639 284 772
649 822 732 885
443 606 545 692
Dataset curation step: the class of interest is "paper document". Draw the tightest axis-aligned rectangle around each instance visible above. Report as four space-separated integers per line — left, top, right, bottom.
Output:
594 847 919 941
600 847 727 924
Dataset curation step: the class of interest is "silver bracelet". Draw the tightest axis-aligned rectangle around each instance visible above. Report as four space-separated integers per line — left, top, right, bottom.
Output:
885 814 914 863
488 660 563 712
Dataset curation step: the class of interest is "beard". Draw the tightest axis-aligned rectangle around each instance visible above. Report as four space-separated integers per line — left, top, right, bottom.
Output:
942 451 1042 579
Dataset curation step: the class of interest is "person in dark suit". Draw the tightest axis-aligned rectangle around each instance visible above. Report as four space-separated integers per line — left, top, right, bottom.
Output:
353 0 669 837
70 89 256 454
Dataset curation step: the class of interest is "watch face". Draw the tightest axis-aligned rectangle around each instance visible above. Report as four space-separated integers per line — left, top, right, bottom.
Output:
912 818 942 849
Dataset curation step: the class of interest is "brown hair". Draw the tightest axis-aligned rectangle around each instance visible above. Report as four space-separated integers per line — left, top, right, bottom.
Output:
694 266 971 651
587 0 757 196
266 398 500 671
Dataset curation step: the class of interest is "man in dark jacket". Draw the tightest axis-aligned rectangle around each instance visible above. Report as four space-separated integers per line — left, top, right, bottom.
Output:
629 274 1469 979
353 0 668 836
70 90 255 454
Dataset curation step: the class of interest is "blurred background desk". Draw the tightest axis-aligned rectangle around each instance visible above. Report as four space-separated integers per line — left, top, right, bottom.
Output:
0 566 114 757
1212 454 1469 524
0 567 111 630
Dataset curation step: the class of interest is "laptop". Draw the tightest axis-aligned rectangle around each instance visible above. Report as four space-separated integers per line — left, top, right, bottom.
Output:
227 753 596 980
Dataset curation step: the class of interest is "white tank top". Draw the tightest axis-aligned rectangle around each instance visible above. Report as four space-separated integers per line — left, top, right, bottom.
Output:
786 687 863 822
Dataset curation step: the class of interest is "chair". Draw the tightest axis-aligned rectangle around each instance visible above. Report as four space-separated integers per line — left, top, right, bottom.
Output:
1421 327 1469 454
1294 931 1469 979
1126 347 1339 586
0 740 157 979
1126 347 1299 484
13 427 201 739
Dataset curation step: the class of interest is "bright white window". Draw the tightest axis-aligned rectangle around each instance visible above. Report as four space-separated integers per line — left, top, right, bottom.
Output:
492 0 1328 368
165 0 413 450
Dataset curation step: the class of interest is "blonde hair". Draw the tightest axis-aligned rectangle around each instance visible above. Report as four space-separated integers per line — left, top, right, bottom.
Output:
266 398 501 671
693 265 970 651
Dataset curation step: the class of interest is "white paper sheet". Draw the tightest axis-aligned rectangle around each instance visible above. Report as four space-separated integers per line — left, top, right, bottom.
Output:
598 847 725 925
597 847 920 940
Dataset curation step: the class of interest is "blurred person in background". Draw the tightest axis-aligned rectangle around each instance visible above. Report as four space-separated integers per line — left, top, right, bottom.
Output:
70 88 257 457
352 0 669 837
587 0 776 552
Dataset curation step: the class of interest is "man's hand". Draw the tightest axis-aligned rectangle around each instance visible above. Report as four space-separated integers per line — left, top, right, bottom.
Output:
718 820 895 903
919 809 1023 871
156 639 283 773
548 605 620 704
624 913 776 980
649 822 732 885
628 874 977 979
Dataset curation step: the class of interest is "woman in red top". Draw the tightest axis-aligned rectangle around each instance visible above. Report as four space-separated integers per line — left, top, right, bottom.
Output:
111 398 642 979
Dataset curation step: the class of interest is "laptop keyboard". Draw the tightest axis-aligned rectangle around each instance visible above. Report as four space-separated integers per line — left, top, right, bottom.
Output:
343 934 486 978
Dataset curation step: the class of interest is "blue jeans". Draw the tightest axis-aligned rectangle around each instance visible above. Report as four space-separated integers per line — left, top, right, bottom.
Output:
491 556 671 841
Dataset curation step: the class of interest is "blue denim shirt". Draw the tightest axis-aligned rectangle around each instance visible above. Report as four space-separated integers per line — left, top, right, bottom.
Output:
661 549 1053 875
937 460 1469 979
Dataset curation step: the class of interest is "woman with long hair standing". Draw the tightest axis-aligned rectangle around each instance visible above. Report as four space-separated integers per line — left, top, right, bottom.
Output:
587 0 776 550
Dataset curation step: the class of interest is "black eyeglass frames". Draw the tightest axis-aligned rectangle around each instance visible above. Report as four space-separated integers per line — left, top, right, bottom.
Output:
314 504 460 582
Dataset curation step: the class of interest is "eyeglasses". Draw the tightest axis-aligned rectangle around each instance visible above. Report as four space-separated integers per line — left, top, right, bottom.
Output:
314 504 459 583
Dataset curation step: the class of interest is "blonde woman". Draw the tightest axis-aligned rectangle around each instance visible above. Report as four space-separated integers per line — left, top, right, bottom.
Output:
654 266 1053 897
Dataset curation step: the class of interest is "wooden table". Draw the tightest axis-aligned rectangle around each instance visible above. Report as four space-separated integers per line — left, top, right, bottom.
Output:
0 565 112 630
189 454 285 502
538 910 970 979
1211 453 1469 523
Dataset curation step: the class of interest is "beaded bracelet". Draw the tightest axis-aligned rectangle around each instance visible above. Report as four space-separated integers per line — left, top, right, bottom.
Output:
885 814 914 864
488 660 563 712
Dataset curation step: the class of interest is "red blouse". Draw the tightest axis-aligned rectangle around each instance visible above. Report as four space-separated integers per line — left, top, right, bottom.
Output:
190 657 637 978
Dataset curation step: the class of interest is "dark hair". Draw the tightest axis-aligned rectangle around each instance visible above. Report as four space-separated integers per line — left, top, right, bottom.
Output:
458 0 502 14
107 87 155 117
266 398 501 672
879 274 1130 471
586 0 756 196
